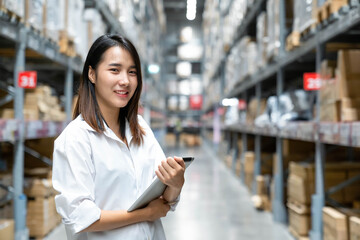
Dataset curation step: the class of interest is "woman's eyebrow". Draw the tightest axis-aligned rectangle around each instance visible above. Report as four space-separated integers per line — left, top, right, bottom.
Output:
108 63 121 67
108 63 136 68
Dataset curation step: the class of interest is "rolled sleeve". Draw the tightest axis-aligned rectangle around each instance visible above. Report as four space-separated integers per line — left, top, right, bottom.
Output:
52 126 101 237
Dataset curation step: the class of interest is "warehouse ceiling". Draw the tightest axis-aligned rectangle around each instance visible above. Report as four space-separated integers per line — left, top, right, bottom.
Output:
163 0 205 22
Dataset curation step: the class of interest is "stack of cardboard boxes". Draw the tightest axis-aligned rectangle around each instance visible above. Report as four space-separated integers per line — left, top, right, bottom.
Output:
320 50 360 122
1 85 66 121
287 161 360 238
25 174 61 238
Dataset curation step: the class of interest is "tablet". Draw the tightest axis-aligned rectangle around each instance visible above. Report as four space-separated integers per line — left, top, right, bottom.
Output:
127 157 194 212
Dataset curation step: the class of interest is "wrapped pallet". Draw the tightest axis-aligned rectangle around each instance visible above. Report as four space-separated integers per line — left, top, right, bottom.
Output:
25 0 45 32
292 0 317 34
43 0 60 43
1 0 24 18
84 8 107 50
267 0 294 59
257 12 268 68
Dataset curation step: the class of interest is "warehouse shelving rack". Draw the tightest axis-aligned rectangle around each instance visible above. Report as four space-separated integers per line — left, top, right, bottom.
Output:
0 1 167 238
203 1 360 240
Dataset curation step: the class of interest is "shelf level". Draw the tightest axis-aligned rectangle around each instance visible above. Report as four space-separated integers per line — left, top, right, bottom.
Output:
223 121 360 147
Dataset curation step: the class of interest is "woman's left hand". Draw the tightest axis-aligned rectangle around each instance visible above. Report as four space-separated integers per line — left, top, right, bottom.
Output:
156 156 185 190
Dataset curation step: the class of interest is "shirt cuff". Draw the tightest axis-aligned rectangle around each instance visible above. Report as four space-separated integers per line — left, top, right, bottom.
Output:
169 195 181 212
66 199 101 236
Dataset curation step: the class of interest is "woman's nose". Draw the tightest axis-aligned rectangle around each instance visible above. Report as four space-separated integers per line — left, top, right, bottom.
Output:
119 72 129 85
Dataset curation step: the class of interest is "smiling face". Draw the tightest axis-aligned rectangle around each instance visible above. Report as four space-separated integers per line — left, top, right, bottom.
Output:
88 46 138 116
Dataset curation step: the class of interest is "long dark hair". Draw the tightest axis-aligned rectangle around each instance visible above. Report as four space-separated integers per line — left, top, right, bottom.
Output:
73 34 145 146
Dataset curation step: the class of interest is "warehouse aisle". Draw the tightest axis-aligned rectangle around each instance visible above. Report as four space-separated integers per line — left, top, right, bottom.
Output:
47 142 294 240
162 143 294 240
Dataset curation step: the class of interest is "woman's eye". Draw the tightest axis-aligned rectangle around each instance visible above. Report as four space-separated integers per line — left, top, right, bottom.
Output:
129 71 137 75
110 68 119 72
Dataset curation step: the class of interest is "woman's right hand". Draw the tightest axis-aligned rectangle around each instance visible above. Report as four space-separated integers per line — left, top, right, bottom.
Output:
144 198 171 222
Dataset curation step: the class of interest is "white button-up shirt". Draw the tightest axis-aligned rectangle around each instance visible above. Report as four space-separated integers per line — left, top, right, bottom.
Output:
52 115 174 240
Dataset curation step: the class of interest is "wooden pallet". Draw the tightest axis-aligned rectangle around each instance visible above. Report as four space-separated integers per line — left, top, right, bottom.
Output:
300 24 316 41
289 227 310 240
286 31 301 51
317 0 349 25
0 7 24 23
59 31 76 57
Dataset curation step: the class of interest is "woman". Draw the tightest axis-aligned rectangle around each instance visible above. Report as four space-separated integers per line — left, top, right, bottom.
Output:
52 34 185 240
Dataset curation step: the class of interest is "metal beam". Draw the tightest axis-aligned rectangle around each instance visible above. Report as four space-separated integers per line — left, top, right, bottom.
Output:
13 26 29 240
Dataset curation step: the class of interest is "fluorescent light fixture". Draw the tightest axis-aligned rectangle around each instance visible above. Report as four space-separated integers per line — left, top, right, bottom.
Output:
148 64 160 74
222 98 239 107
186 0 197 20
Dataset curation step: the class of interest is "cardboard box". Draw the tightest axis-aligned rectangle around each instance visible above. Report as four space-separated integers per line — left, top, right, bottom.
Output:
0 219 14 240
244 152 255 173
288 174 313 204
342 98 360 109
323 207 348 240
342 108 360 122
288 202 311 236
288 162 358 204
338 50 360 82
350 216 360 240
24 178 53 198
256 175 266 196
320 101 341 122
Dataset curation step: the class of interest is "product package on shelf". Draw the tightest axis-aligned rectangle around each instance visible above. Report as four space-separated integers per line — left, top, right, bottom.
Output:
1 0 25 19
83 8 106 51
0 219 14 240
43 0 60 43
244 151 274 192
287 161 360 237
319 50 360 122
350 216 360 240
257 12 268 68
267 0 294 59
25 171 61 239
25 0 45 33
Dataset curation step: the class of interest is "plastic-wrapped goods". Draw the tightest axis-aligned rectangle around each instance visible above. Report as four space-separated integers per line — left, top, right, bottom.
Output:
25 0 45 32
2 0 24 18
266 0 280 60
84 8 107 50
43 0 59 42
257 12 268 69
247 41 258 76
238 36 255 82
267 0 294 59
292 0 317 33
254 90 312 128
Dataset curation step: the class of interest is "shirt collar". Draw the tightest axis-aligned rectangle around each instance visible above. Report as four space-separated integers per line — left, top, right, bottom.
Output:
77 114 133 145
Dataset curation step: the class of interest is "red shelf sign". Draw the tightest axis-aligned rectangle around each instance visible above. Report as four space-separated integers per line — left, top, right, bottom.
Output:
303 73 321 91
18 71 37 88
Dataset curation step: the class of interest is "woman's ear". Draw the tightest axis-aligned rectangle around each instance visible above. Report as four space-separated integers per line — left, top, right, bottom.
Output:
88 66 96 84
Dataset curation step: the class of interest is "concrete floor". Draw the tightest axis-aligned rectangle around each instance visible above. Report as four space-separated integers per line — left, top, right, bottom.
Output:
47 143 294 240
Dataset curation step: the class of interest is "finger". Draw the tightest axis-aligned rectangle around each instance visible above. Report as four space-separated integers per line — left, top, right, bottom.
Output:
158 164 170 179
174 156 186 168
161 160 174 173
155 170 165 183
166 158 182 170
